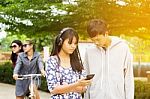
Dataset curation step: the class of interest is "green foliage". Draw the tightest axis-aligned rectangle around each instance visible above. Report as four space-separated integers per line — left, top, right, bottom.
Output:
0 32 54 51
0 0 80 51
122 36 150 62
0 34 27 51
1 0 150 39
135 80 150 99
0 0 77 37
76 0 150 39
40 76 48 92
0 62 15 84
1 0 150 62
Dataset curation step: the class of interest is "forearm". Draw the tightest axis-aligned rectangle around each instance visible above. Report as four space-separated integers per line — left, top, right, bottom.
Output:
51 82 79 94
72 86 86 93
40 68 45 73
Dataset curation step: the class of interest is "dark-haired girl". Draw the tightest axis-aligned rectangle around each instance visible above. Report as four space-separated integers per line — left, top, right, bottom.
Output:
46 28 91 99
10 40 23 68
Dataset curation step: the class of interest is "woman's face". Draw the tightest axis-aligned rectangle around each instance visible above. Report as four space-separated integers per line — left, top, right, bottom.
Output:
61 36 78 55
23 42 33 53
10 43 21 53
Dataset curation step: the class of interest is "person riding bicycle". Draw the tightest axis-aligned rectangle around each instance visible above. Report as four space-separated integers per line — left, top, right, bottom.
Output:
13 39 45 99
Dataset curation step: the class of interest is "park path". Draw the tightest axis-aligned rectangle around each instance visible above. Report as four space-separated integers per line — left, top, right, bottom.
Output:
0 83 50 99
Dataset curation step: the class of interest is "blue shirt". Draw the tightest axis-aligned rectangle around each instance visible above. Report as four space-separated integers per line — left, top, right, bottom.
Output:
13 52 44 75
13 52 44 96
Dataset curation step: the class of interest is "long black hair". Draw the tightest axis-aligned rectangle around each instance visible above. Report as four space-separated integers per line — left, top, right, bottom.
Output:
51 28 83 72
10 40 23 67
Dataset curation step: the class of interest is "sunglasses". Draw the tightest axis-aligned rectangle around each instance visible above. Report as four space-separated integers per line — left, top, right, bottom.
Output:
23 44 30 47
10 45 17 48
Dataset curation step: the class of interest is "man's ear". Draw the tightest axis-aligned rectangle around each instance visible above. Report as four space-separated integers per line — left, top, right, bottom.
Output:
104 31 109 37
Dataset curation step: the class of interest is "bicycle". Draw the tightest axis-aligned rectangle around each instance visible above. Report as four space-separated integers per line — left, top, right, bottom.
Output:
17 74 42 99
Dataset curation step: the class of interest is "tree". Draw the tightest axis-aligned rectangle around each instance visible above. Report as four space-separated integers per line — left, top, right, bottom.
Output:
0 0 80 50
74 0 150 39
1 0 150 51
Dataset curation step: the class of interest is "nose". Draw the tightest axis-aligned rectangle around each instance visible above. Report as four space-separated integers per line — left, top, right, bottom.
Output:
71 44 76 48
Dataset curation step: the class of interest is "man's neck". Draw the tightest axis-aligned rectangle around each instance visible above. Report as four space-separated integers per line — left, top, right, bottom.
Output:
103 36 112 49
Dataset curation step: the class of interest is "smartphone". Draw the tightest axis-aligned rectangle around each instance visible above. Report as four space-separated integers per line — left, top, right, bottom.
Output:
85 74 95 80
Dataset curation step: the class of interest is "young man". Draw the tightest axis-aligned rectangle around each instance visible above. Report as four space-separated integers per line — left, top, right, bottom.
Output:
84 19 134 99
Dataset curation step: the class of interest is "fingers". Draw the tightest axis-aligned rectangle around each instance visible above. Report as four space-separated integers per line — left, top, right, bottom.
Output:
41 69 46 77
77 79 91 87
42 71 46 77
83 80 91 86
13 74 18 80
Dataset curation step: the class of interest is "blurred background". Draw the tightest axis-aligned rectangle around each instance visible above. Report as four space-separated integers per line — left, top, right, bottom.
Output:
1 0 150 98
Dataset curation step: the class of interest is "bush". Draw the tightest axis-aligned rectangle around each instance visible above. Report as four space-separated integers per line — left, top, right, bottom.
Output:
135 80 150 99
0 62 15 84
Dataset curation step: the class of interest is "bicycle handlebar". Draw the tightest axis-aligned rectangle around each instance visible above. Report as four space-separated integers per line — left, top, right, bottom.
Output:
17 74 42 80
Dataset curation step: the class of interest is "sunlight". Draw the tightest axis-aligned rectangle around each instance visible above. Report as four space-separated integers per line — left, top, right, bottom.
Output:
0 30 7 39
116 1 128 6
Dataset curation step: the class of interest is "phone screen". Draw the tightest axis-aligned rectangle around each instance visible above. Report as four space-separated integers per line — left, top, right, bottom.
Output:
85 74 95 80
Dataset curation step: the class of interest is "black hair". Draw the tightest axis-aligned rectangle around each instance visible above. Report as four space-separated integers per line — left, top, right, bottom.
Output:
87 19 108 38
51 28 83 72
10 40 23 67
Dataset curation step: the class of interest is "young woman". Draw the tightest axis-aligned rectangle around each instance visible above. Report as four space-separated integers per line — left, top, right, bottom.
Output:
46 28 91 99
10 40 23 68
13 39 45 99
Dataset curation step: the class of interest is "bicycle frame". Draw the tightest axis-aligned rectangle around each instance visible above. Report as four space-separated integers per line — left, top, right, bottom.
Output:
17 74 42 99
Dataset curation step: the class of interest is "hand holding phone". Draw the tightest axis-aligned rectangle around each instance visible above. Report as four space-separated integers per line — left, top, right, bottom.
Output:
85 74 95 80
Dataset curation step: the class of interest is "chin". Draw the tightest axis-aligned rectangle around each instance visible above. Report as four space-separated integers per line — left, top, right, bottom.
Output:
68 51 74 54
24 50 27 53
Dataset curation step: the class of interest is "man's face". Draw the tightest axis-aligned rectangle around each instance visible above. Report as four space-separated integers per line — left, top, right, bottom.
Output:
91 34 108 48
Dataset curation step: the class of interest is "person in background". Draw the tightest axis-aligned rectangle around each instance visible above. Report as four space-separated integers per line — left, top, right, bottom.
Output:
10 40 23 68
46 27 91 99
13 39 45 99
84 19 134 99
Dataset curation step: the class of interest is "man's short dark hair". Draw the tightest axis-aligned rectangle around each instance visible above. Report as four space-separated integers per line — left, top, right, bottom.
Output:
87 19 108 38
